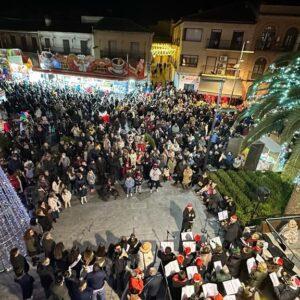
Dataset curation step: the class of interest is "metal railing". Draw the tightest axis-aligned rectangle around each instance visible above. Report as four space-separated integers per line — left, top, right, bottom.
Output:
100 50 146 60
206 39 250 51
255 39 299 52
265 215 300 267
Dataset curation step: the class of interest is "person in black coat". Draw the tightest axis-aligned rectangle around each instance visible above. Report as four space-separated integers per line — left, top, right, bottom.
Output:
274 275 300 300
144 267 163 300
73 280 93 300
14 271 34 300
37 257 55 299
10 248 29 277
227 247 242 278
223 215 241 249
36 209 53 232
181 203 196 232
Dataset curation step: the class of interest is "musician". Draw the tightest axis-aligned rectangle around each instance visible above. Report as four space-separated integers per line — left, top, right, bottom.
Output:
181 203 196 232
223 215 241 249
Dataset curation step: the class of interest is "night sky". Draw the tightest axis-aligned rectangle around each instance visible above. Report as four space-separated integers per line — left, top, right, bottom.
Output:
1 0 299 25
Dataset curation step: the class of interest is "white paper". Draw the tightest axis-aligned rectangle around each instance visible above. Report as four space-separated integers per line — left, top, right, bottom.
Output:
218 210 228 221
181 232 194 241
164 260 180 277
186 266 198 280
161 241 175 253
223 279 242 295
202 283 219 298
210 236 222 249
256 254 264 263
246 257 257 274
181 285 195 299
270 272 280 287
182 241 196 253
214 260 222 272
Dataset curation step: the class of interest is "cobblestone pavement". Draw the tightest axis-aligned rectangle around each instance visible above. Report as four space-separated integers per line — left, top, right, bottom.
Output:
0 182 218 300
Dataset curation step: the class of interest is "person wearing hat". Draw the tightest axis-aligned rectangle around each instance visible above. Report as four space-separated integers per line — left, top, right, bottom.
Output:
274 275 300 300
138 242 154 273
181 203 196 233
49 274 71 300
171 270 188 300
192 273 203 297
248 261 268 289
223 214 241 249
227 247 242 278
37 257 55 299
194 256 207 278
149 164 162 193
144 267 163 300
129 268 144 296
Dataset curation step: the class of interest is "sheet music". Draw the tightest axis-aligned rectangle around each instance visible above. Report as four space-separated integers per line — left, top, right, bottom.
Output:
256 254 264 263
218 210 228 221
181 285 195 299
186 266 198 279
181 232 194 241
164 260 180 277
202 283 219 298
182 241 196 253
161 241 175 253
214 260 222 272
223 279 242 295
246 257 257 274
270 272 280 287
210 236 222 249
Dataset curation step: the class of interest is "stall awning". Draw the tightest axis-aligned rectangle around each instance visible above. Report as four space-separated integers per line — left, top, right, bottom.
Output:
198 76 243 97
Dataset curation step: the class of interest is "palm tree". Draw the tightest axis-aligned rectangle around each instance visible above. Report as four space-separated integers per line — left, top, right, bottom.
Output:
238 52 300 181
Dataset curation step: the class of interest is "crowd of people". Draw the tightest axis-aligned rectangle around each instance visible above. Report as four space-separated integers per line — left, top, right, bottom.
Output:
0 79 299 300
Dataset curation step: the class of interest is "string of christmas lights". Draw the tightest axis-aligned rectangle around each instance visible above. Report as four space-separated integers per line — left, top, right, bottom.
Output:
0 166 29 271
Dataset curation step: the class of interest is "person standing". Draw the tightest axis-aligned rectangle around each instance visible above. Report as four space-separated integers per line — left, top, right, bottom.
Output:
223 215 241 249
10 248 29 277
49 275 71 300
138 242 154 273
144 267 163 300
14 271 35 300
149 164 161 193
86 263 107 300
37 257 55 299
181 203 196 232
125 174 135 198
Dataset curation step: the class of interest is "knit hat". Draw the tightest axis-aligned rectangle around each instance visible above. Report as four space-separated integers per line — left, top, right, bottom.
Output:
140 242 152 253
230 215 238 221
214 293 224 300
186 203 193 208
273 257 284 266
193 273 202 283
195 257 204 267
291 276 300 287
184 247 191 255
177 254 184 265
194 234 201 243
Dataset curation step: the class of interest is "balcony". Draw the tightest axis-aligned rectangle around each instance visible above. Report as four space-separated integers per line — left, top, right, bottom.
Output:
206 39 248 51
255 39 299 52
43 46 91 55
100 50 146 60
202 64 237 77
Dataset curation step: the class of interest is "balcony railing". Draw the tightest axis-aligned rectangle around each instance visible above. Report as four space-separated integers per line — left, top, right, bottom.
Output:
255 38 300 52
43 46 91 55
100 50 146 60
202 64 237 77
206 39 248 51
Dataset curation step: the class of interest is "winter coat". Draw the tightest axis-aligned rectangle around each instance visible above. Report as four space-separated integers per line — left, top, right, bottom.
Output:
49 282 71 300
227 254 242 277
138 250 154 271
38 215 53 232
15 273 34 299
37 264 55 291
149 168 161 181
144 273 163 297
87 173 96 185
125 177 135 189
48 196 61 212
224 221 241 243
42 238 56 258
62 190 72 203
274 285 300 300
10 254 29 276
248 270 268 288
182 167 193 185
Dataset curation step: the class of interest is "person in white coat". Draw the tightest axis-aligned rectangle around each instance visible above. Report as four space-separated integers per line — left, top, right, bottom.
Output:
137 242 154 273
61 188 72 208
149 164 162 193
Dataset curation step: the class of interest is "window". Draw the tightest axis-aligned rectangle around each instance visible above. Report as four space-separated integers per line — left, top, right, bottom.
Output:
108 40 117 54
257 26 276 50
226 58 238 76
252 57 267 79
10 35 16 47
130 42 140 56
63 39 70 54
230 31 244 50
44 38 51 49
21 36 27 51
31 37 38 51
184 83 195 91
204 56 217 74
184 28 203 41
1 36 7 48
181 55 198 67
208 29 222 48
80 40 89 55
283 27 298 51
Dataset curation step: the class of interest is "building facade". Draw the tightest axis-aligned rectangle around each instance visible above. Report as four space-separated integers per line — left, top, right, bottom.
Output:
171 2 300 98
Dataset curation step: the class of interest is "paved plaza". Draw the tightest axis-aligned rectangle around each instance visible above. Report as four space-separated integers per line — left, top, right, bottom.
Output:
0 182 218 300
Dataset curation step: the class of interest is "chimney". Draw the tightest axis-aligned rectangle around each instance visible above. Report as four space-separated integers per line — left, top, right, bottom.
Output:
44 16 52 27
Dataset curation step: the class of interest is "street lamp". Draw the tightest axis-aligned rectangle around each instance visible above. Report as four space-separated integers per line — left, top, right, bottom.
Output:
229 40 250 105
203 78 225 170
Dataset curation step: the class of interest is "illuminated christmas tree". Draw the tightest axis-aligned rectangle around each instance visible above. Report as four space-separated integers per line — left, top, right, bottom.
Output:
0 166 29 271
239 52 300 181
